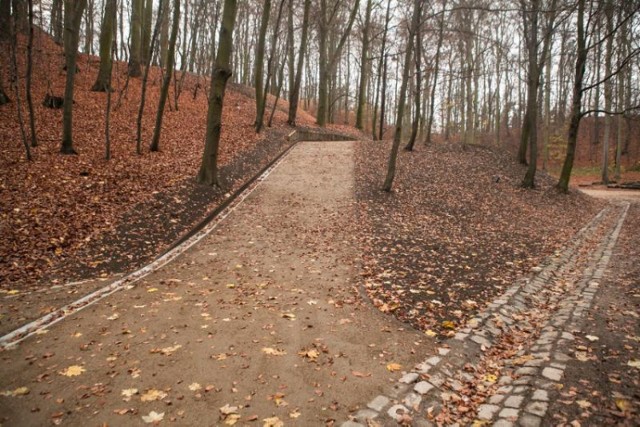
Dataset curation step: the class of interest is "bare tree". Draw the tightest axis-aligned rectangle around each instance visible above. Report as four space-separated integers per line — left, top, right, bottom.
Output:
197 0 239 186
60 0 88 155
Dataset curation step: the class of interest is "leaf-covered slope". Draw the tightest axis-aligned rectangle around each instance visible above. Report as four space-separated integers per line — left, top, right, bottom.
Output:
355 141 605 334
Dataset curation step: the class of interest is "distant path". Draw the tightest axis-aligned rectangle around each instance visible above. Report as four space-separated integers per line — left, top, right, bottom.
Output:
579 187 640 203
0 141 426 426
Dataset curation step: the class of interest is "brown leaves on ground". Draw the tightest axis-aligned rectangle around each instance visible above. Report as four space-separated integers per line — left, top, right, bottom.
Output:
0 30 323 292
355 141 604 335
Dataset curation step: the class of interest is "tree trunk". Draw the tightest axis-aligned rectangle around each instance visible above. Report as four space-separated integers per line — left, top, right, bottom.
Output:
287 0 310 126
60 0 87 155
197 0 238 186
91 0 116 92
25 0 36 147
136 0 165 154
383 0 418 192
141 0 152 63
557 0 586 193
372 0 391 140
522 0 540 188
257 0 285 133
254 0 271 127
316 0 360 127
128 0 142 77
405 8 422 152
159 0 169 67
150 0 179 152
425 0 447 145
601 0 613 185
355 0 372 130
0 0 11 40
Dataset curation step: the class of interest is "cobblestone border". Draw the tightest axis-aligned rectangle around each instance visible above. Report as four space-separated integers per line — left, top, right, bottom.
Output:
343 202 630 427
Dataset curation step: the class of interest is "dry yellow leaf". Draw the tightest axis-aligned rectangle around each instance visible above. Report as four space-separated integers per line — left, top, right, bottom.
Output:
262 347 287 356
386 363 402 372
483 374 497 383
263 416 284 427
60 365 85 377
425 329 437 337
147 288 158 293
441 320 456 330
615 398 630 412
224 414 241 425
140 389 167 402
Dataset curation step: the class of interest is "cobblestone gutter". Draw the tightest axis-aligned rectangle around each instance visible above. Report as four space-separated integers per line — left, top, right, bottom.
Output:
343 202 631 427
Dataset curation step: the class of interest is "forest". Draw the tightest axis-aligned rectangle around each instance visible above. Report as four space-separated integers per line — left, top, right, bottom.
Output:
1 1 640 426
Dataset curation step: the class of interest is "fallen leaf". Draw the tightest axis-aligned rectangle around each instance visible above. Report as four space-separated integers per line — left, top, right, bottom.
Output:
298 349 319 361
121 388 138 401
615 398 630 412
424 329 437 337
262 416 284 427
140 389 167 402
576 400 591 409
585 335 599 342
188 383 201 391
60 365 85 377
262 347 287 356
1 387 30 397
352 371 372 378
141 411 164 423
219 404 239 416
627 360 640 369
386 363 402 372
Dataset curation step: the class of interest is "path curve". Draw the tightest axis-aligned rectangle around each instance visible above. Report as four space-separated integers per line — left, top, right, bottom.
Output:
0 141 427 426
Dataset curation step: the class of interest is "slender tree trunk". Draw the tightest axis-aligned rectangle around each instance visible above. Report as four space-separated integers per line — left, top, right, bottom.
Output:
141 0 152 62
25 0 36 147
405 8 422 152
372 0 391 140
316 0 360 126
383 0 418 192
254 0 271 126
61 0 87 155
135 0 165 154
425 0 447 145
9 12 30 160
197 0 238 186
601 0 613 185
522 0 540 188
150 0 179 152
287 0 310 126
128 0 142 76
557 0 586 193
91 0 116 91
257 0 285 133
355 0 372 130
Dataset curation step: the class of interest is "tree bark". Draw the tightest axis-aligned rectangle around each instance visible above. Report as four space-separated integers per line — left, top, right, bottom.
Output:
150 0 179 152
316 0 360 127
128 0 143 77
60 0 87 155
425 0 447 145
25 0 36 147
254 0 271 127
383 0 419 192
197 0 238 186
91 0 116 92
557 0 586 193
355 0 372 130
287 0 310 126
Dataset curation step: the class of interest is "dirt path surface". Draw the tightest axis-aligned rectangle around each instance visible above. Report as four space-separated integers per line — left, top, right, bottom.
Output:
0 141 427 426
579 187 640 202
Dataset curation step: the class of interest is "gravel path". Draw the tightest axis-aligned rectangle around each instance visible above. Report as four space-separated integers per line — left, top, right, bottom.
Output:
0 141 427 426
